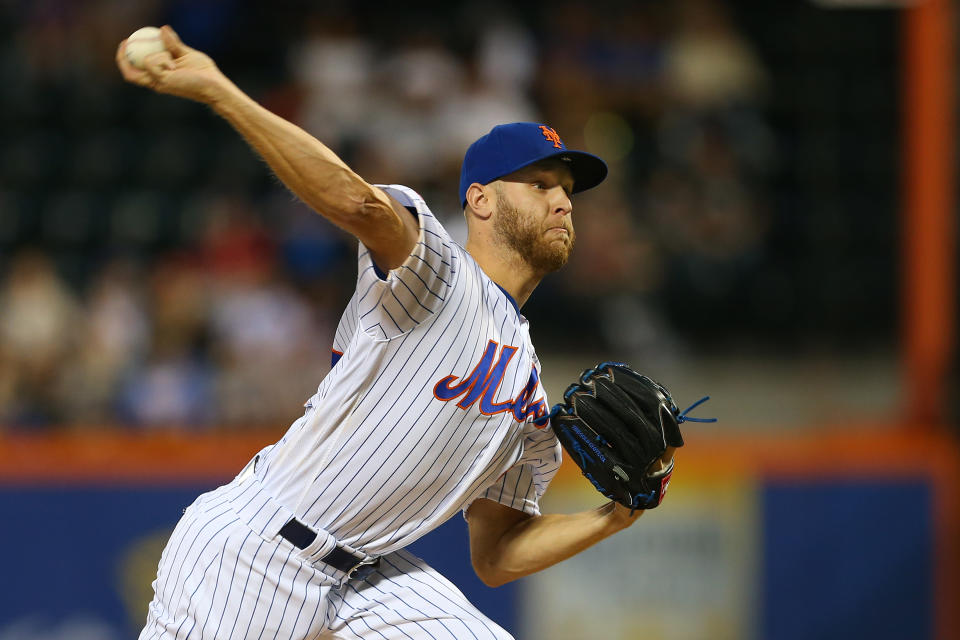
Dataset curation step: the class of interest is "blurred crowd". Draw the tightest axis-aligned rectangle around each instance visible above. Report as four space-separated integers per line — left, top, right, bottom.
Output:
0 0 775 428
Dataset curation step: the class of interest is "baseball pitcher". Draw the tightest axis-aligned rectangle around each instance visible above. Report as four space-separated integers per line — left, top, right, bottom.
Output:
117 26 709 640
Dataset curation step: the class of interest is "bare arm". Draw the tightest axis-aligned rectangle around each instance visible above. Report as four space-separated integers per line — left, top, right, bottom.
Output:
115 25 418 270
466 447 677 587
465 498 640 587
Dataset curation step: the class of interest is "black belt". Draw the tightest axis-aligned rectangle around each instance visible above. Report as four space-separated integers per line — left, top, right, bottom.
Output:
278 518 380 581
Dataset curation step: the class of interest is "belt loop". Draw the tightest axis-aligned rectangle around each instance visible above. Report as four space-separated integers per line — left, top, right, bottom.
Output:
289 520 379 581
278 518 317 549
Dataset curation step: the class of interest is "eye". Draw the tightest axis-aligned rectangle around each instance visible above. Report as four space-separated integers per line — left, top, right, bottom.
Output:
532 182 546 190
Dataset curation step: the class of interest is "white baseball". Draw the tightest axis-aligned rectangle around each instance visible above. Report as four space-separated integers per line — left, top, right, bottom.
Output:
125 26 167 69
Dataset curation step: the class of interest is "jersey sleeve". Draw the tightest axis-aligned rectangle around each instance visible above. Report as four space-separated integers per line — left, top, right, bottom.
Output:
355 184 456 340
476 424 563 517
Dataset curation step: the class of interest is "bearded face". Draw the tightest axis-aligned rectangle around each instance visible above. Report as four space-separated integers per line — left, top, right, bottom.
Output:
493 192 575 273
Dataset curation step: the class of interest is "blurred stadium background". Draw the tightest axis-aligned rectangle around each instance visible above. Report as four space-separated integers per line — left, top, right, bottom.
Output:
0 0 957 638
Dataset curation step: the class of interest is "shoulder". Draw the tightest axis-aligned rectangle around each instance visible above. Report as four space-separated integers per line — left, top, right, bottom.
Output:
375 184 431 218
377 183 458 244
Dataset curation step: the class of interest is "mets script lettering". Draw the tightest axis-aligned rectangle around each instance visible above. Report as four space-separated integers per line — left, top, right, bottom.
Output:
434 339 548 423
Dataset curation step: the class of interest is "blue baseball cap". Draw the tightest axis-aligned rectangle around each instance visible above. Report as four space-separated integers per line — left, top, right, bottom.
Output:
458 122 608 207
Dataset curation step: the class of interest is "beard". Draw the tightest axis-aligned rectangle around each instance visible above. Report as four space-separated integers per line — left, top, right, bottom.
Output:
493 197 575 274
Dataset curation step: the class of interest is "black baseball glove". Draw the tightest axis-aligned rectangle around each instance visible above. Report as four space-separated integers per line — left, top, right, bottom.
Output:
547 362 714 511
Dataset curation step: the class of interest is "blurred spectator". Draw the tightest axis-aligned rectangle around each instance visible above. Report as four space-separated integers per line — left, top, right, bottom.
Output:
268 193 354 284
289 10 376 153
117 346 215 427
662 0 768 110
209 267 327 425
200 193 276 279
641 0 774 335
362 29 469 185
57 257 150 422
116 254 212 427
0 250 81 426
565 192 678 360
438 12 540 171
201 195 327 424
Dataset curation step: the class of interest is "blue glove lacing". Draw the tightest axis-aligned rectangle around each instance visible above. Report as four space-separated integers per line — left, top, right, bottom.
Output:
676 396 717 423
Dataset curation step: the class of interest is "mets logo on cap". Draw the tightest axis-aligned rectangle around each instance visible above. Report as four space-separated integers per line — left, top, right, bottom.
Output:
539 125 564 149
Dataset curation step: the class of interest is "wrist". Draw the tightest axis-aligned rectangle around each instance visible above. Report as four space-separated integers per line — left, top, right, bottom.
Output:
206 76 243 112
606 501 643 530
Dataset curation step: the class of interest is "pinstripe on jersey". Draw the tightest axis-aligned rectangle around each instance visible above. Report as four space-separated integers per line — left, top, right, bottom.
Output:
254 184 561 557
140 184 559 639
140 473 513 639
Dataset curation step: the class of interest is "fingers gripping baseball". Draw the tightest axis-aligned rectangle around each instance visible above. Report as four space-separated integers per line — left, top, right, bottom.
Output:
160 25 190 58
116 25 223 103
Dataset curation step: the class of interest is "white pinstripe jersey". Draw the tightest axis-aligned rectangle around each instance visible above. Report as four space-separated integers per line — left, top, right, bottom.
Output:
254 184 562 557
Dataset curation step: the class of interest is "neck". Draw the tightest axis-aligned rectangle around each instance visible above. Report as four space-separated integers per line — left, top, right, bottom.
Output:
465 236 544 308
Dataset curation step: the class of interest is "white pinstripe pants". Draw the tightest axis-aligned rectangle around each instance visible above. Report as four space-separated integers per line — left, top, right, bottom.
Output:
138 478 513 640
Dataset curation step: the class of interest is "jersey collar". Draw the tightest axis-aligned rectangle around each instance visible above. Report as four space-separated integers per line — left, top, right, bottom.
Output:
493 282 520 316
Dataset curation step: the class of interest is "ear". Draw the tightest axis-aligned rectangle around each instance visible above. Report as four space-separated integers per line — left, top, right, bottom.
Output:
465 183 493 220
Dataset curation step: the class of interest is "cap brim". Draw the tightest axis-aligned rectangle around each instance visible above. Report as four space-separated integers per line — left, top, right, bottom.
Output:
505 150 608 195
553 150 608 195
460 144 609 207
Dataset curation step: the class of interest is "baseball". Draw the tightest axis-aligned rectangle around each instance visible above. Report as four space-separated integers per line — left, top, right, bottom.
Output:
124 26 167 69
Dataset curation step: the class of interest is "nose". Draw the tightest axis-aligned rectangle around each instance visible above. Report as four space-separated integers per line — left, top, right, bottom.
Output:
551 187 572 216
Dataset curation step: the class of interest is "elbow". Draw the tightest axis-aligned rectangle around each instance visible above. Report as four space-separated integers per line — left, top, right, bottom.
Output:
341 184 378 218
344 186 404 235
472 559 516 588
348 178 392 219
476 569 511 588
320 170 390 221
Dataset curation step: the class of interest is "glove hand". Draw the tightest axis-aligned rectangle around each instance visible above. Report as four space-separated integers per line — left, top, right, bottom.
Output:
610 446 677 523
549 362 711 511
650 446 677 475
